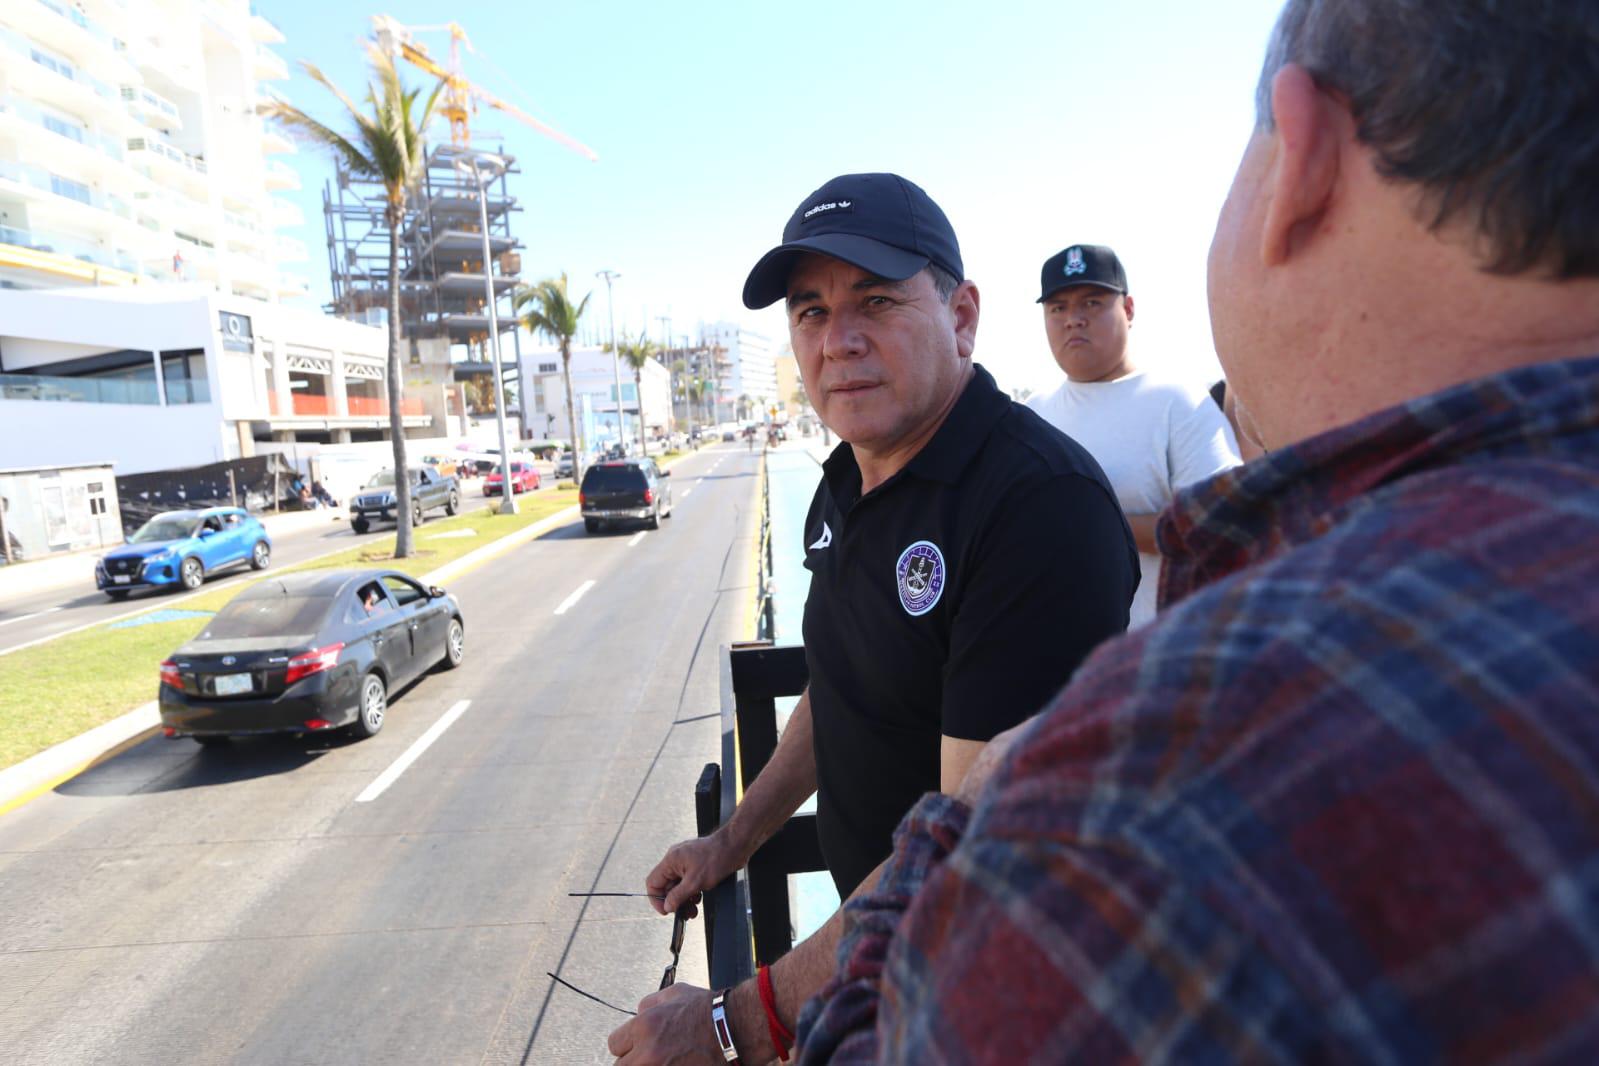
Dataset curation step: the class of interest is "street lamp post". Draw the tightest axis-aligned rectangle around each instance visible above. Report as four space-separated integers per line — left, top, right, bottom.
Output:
597 269 626 456
455 152 516 515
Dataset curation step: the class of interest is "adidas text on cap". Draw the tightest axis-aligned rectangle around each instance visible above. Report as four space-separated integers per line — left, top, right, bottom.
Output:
742 173 965 310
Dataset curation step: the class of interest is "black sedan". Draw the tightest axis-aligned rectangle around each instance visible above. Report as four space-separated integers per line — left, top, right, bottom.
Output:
159 569 465 744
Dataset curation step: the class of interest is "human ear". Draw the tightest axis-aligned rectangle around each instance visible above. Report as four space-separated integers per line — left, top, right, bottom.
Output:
952 281 980 359
1261 63 1344 267
1122 294 1135 326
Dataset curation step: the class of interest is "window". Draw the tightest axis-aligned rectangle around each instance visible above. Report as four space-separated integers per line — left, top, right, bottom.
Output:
30 48 75 80
383 576 426 607
89 497 106 516
350 582 396 621
49 175 93 205
42 114 85 143
538 362 558 374
202 595 330 640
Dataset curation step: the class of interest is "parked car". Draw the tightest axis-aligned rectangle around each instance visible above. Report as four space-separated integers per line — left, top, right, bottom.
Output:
554 451 575 479
484 461 540 495
97 507 271 599
579 458 673 532
350 467 459 533
419 454 459 479
158 569 464 744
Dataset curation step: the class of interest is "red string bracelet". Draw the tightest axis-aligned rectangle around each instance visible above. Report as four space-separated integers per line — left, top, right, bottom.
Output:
758 964 794 1061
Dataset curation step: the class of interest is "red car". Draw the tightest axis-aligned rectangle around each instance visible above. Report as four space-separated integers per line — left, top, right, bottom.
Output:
483 461 540 496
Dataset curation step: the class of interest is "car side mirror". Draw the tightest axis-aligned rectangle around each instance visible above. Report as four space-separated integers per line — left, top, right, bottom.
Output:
429 585 446 599
199 528 215 538
661 470 671 477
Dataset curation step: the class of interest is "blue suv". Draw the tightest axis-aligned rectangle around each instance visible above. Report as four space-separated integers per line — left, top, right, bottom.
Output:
97 507 271 599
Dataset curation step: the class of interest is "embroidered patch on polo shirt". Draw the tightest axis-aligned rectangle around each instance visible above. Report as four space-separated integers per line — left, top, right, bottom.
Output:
895 540 946 616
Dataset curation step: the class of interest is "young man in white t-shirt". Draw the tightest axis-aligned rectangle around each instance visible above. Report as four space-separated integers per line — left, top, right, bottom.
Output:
1027 244 1240 626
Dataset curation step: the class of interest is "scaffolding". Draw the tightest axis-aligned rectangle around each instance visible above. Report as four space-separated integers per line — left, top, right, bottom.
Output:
322 144 523 361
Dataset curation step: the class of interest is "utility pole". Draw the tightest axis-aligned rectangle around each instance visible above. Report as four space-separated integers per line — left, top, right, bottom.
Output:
454 151 515 515
656 314 674 425
598 269 625 456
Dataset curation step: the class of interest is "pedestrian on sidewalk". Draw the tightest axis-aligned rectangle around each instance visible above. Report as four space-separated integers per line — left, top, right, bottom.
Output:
609 173 1139 1065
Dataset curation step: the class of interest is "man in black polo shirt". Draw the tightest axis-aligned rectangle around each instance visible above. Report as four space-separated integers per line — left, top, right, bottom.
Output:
611 173 1137 1064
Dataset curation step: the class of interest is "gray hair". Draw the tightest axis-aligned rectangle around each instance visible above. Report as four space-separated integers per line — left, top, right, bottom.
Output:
1255 0 1598 278
926 263 962 303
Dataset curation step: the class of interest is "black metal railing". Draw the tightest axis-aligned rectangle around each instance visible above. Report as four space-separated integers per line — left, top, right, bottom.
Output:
696 642 825 988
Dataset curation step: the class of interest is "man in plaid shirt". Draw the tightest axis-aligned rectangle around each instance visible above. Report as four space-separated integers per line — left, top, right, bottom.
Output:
796 0 1599 1061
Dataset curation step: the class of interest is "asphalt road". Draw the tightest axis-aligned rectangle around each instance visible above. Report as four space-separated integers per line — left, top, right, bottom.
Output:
0 477 533 656
0 443 761 1066
0 511 390 655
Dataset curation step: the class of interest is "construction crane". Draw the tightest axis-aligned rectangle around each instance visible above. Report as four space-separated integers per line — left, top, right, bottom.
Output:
371 15 597 161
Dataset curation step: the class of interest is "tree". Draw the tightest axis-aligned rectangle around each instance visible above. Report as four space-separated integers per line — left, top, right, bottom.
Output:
515 274 591 484
261 46 441 558
614 332 658 455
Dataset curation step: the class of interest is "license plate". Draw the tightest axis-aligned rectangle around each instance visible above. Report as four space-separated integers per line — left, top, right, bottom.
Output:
214 672 252 696
112 575 131 584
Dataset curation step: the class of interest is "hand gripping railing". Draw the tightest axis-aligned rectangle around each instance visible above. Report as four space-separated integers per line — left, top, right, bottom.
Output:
695 642 826 989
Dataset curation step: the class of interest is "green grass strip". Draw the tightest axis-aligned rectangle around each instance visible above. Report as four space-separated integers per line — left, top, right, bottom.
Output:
0 489 577 770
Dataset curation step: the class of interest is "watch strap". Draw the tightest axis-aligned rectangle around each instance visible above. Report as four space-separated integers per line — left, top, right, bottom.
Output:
710 989 741 1064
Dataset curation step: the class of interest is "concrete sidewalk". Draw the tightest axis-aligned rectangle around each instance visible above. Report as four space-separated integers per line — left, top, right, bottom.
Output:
0 508 342 604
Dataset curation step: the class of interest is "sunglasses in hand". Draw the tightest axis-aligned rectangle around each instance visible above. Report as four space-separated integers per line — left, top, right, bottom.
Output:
547 900 694 1015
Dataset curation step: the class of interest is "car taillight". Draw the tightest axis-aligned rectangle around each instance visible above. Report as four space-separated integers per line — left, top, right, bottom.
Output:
160 660 183 690
579 492 586 506
285 642 344 685
643 488 654 505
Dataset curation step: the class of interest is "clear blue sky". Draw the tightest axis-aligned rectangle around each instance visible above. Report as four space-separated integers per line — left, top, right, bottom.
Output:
261 0 1287 395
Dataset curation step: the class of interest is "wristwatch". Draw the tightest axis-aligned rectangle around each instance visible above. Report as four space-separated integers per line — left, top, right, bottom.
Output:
711 989 742 1064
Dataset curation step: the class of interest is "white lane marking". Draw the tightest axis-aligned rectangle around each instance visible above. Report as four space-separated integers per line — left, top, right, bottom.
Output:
356 699 472 803
554 579 597 615
627 531 646 547
682 488 693 499
0 606 63 628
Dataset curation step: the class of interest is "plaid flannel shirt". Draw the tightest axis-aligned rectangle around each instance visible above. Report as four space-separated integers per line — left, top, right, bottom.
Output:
796 356 1599 1064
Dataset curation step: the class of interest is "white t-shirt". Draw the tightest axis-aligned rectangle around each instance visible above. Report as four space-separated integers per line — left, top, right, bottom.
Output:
1027 370 1240 627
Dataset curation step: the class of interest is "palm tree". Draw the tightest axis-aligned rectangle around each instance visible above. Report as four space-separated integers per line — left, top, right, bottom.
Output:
515 274 591 484
261 46 441 558
614 332 657 456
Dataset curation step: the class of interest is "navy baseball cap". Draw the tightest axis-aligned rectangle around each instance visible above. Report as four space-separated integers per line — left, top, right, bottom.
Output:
742 173 965 310
1037 244 1128 302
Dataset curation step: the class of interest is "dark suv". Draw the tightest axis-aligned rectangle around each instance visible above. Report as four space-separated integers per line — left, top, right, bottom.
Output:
579 459 672 533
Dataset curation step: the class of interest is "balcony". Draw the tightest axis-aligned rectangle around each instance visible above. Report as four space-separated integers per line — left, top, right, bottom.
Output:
260 126 294 155
276 271 310 298
121 85 182 130
0 96 125 169
249 12 287 44
126 134 205 175
29 0 122 63
264 159 299 190
0 371 209 405
346 396 425 417
265 393 424 419
253 47 289 82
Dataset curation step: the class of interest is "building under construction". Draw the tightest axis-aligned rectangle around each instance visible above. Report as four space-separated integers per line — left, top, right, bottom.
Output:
321 143 523 367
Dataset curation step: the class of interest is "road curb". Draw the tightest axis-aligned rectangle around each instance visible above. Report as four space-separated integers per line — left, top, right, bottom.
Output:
0 502 585 818
0 702 160 818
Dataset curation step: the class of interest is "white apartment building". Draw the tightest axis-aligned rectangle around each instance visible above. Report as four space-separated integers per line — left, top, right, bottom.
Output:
0 286 433 477
522 344 672 450
0 0 307 300
700 321 776 422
